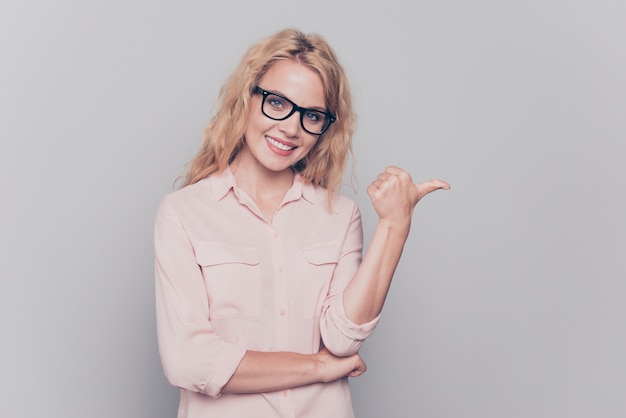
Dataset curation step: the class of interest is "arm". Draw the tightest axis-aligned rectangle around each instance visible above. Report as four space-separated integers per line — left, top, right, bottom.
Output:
342 166 450 325
222 347 365 394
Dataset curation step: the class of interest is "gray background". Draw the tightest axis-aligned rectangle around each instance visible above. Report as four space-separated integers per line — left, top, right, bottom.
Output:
1 1 624 417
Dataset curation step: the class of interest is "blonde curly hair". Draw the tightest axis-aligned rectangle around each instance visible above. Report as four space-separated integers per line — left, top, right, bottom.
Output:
181 28 356 199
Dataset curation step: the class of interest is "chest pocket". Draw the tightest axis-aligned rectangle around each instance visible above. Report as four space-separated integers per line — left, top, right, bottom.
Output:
195 242 261 320
300 240 342 319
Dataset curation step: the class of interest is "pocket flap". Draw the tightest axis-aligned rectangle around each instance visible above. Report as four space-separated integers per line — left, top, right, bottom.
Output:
194 242 259 266
301 240 342 266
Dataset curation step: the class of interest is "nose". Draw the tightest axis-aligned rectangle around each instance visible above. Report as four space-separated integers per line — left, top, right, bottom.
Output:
278 112 301 137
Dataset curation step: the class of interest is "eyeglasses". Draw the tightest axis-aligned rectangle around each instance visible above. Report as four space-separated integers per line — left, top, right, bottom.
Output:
253 86 336 135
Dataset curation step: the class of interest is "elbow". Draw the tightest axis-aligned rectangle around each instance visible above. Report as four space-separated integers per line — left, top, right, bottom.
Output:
157 338 246 399
326 344 362 358
159 346 214 396
320 302 378 357
320 326 365 357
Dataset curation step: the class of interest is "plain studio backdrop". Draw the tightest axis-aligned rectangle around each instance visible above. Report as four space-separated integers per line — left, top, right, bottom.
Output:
1 1 624 417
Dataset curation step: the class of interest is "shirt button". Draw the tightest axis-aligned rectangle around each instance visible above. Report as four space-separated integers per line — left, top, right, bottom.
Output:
278 267 284 273
278 309 286 316
283 390 289 398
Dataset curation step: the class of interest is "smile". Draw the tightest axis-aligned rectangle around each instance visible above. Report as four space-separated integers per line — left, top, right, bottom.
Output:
266 136 295 151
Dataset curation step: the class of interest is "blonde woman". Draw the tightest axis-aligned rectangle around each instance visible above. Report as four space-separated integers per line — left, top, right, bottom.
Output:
154 28 449 418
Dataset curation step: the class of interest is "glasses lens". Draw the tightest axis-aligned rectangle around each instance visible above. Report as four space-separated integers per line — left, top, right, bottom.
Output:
263 94 293 119
301 110 329 135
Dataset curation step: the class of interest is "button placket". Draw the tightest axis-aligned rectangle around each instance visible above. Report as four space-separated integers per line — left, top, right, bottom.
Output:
270 227 289 348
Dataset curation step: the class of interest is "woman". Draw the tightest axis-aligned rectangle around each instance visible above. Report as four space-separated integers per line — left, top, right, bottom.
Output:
154 28 449 418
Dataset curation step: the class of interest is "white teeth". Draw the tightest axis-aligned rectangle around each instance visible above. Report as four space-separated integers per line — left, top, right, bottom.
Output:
266 136 294 151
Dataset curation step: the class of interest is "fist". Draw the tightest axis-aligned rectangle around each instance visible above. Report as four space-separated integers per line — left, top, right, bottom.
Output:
366 166 450 223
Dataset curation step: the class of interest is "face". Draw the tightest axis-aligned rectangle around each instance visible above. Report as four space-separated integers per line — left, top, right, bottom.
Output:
238 59 326 176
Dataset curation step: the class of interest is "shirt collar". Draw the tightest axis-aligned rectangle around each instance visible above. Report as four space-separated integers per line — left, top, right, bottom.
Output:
209 166 317 206
287 173 316 205
209 166 237 201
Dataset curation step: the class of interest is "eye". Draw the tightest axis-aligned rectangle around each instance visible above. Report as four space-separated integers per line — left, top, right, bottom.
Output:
267 95 287 110
303 110 323 123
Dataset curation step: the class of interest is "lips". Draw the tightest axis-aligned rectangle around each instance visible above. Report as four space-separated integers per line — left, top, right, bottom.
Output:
265 136 296 151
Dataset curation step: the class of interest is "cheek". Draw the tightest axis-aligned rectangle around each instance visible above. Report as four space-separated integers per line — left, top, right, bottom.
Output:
245 121 267 142
299 137 319 158
246 106 272 134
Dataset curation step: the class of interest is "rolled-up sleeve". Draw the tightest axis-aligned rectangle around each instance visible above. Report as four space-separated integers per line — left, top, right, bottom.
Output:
320 202 380 357
154 196 246 398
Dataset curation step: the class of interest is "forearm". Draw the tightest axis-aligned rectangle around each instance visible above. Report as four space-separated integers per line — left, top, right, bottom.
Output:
222 348 364 394
222 351 317 393
342 219 410 325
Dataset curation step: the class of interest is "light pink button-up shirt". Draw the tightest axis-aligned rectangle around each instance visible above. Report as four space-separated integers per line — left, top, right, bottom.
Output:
154 167 380 418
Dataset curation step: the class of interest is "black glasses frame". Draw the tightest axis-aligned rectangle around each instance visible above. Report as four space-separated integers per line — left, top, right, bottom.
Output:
253 86 336 135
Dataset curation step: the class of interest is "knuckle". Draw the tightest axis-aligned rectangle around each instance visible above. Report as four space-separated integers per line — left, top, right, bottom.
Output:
397 171 411 181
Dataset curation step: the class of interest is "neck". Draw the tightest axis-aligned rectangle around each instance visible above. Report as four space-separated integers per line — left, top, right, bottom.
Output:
229 151 295 202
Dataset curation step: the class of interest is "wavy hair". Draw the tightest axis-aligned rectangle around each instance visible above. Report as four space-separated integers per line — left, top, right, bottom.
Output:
180 28 356 200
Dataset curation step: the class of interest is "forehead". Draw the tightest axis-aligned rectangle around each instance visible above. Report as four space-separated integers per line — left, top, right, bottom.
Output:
259 60 326 107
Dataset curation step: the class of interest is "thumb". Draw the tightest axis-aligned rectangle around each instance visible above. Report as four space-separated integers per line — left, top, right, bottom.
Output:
414 179 451 201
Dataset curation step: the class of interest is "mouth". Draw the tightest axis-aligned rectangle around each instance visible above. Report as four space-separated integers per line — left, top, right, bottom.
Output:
265 136 296 151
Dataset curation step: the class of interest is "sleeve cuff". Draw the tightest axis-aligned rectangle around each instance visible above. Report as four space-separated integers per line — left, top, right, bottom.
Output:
321 295 381 356
202 343 247 398
331 295 380 339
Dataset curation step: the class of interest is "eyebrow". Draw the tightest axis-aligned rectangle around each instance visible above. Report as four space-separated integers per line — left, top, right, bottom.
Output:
263 87 327 112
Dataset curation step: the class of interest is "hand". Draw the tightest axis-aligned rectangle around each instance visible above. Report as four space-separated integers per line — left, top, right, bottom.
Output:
314 347 367 382
366 166 450 224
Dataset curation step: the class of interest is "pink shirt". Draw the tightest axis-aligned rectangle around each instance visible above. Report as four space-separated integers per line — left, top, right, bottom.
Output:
154 167 380 418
